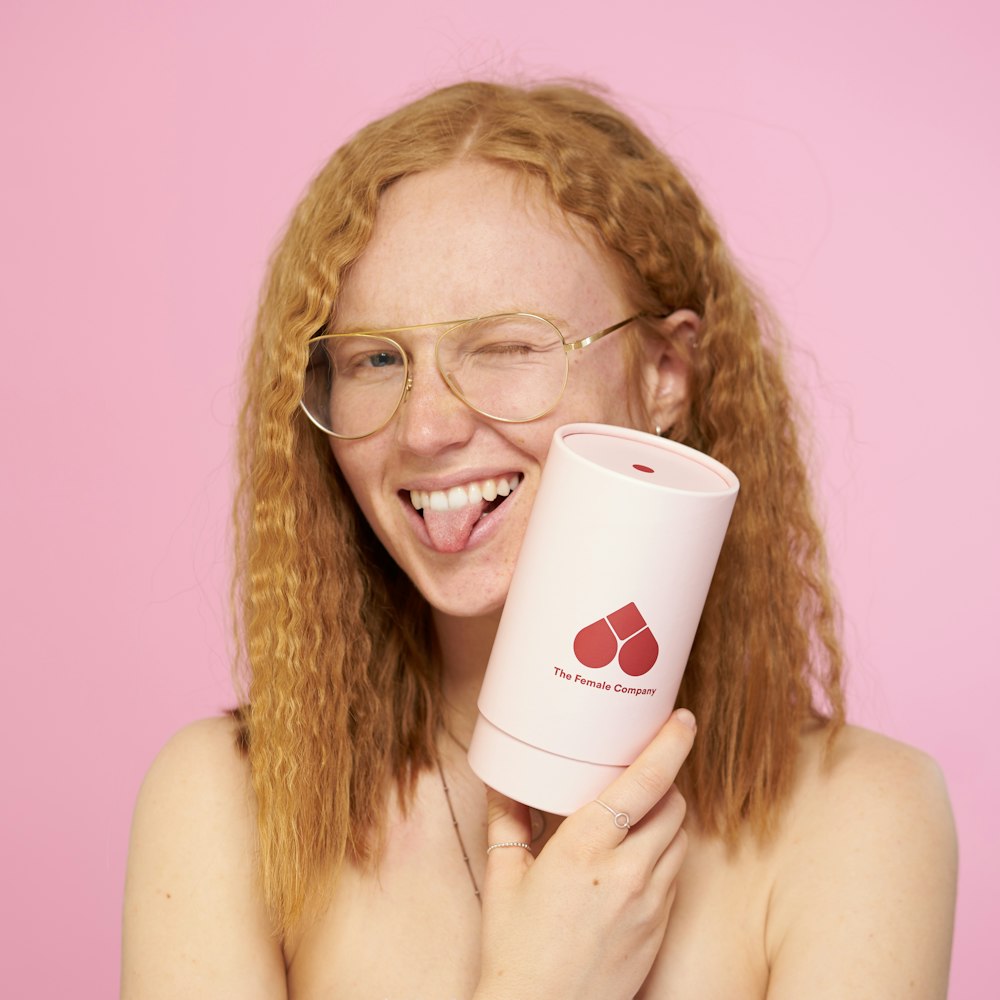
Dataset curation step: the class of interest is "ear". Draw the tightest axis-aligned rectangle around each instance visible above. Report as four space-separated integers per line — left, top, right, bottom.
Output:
638 309 699 434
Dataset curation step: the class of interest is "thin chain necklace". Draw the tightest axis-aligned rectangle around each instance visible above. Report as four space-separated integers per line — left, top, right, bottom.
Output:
436 756 482 903
437 739 547 903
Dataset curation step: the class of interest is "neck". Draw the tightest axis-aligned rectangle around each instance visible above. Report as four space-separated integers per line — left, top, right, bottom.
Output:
432 607 502 748
431 605 560 852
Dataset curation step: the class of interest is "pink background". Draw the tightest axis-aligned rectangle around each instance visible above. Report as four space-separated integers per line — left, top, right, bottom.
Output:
2 1 996 995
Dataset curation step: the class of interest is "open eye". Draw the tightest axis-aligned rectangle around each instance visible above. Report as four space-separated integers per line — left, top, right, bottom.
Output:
358 349 403 369
330 338 405 377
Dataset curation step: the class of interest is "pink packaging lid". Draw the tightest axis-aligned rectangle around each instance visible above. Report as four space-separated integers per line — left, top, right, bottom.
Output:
561 424 737 493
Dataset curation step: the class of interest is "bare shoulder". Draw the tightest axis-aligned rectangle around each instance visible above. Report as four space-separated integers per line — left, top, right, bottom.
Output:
134 714 250 803
143 715 255 801
764 724 957 999
791 723 954 830
122 716 287 999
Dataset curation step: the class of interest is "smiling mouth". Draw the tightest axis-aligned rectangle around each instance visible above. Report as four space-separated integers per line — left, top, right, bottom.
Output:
402 475 521 553
407 474 521 515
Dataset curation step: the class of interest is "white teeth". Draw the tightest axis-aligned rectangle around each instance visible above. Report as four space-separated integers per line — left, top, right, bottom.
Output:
408 473 521 511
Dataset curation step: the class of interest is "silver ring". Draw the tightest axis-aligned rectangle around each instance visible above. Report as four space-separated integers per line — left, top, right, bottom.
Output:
594 799 631 830
486 840 533 855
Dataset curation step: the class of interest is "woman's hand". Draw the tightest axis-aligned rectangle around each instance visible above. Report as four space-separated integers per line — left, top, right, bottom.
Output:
474 708 697 1000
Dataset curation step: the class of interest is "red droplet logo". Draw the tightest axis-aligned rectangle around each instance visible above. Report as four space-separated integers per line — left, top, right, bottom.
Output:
573 602 659 677
573 618 617 668
618 628 659 676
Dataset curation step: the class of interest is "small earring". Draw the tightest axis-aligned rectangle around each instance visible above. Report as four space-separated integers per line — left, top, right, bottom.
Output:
654 424 663 436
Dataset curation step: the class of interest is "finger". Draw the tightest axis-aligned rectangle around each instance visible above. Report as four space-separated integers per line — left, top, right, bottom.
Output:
589 708 696 843
484 786 534 885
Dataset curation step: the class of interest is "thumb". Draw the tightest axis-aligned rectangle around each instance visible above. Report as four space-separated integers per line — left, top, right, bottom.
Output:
484 786 534 885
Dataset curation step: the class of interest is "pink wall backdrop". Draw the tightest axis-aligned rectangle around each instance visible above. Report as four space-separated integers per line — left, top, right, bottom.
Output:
2 1 996 995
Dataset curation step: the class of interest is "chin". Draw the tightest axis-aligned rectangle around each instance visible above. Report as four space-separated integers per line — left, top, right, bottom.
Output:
415 578 509 621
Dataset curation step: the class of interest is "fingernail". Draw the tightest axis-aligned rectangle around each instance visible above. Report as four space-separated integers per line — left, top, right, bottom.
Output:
674 708 697 731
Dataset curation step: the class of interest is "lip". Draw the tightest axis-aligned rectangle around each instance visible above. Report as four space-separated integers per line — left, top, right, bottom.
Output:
397 472 523 553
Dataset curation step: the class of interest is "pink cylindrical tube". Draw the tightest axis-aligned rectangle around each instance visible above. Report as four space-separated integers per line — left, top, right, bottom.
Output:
468 423 739 815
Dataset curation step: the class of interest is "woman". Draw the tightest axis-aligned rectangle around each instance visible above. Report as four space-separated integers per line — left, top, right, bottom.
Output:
122 81 957 998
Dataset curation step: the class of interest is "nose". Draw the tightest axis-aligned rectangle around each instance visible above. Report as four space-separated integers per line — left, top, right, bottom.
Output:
393 355 478 457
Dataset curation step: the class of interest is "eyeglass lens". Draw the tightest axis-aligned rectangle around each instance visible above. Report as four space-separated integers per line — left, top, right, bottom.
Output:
301 315 568 438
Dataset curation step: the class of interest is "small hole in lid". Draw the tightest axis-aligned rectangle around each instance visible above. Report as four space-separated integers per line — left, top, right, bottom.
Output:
633 464 654 474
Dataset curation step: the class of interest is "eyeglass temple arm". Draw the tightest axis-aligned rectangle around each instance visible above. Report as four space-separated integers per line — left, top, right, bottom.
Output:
564 312 666 352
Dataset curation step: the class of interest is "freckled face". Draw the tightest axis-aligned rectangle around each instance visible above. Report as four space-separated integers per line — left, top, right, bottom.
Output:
329 160 640 618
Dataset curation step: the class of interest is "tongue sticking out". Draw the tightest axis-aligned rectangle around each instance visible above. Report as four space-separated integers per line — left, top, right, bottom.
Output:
423 500 489 553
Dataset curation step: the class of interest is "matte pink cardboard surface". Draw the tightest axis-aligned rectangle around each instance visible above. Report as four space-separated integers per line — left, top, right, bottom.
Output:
471 427 738 812
2 2 996 996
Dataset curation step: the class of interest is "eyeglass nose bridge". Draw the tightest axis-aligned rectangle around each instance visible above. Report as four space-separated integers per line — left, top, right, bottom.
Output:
392 355 469 425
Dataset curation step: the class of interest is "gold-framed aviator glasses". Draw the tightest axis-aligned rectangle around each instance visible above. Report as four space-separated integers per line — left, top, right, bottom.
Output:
300 312 655 440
